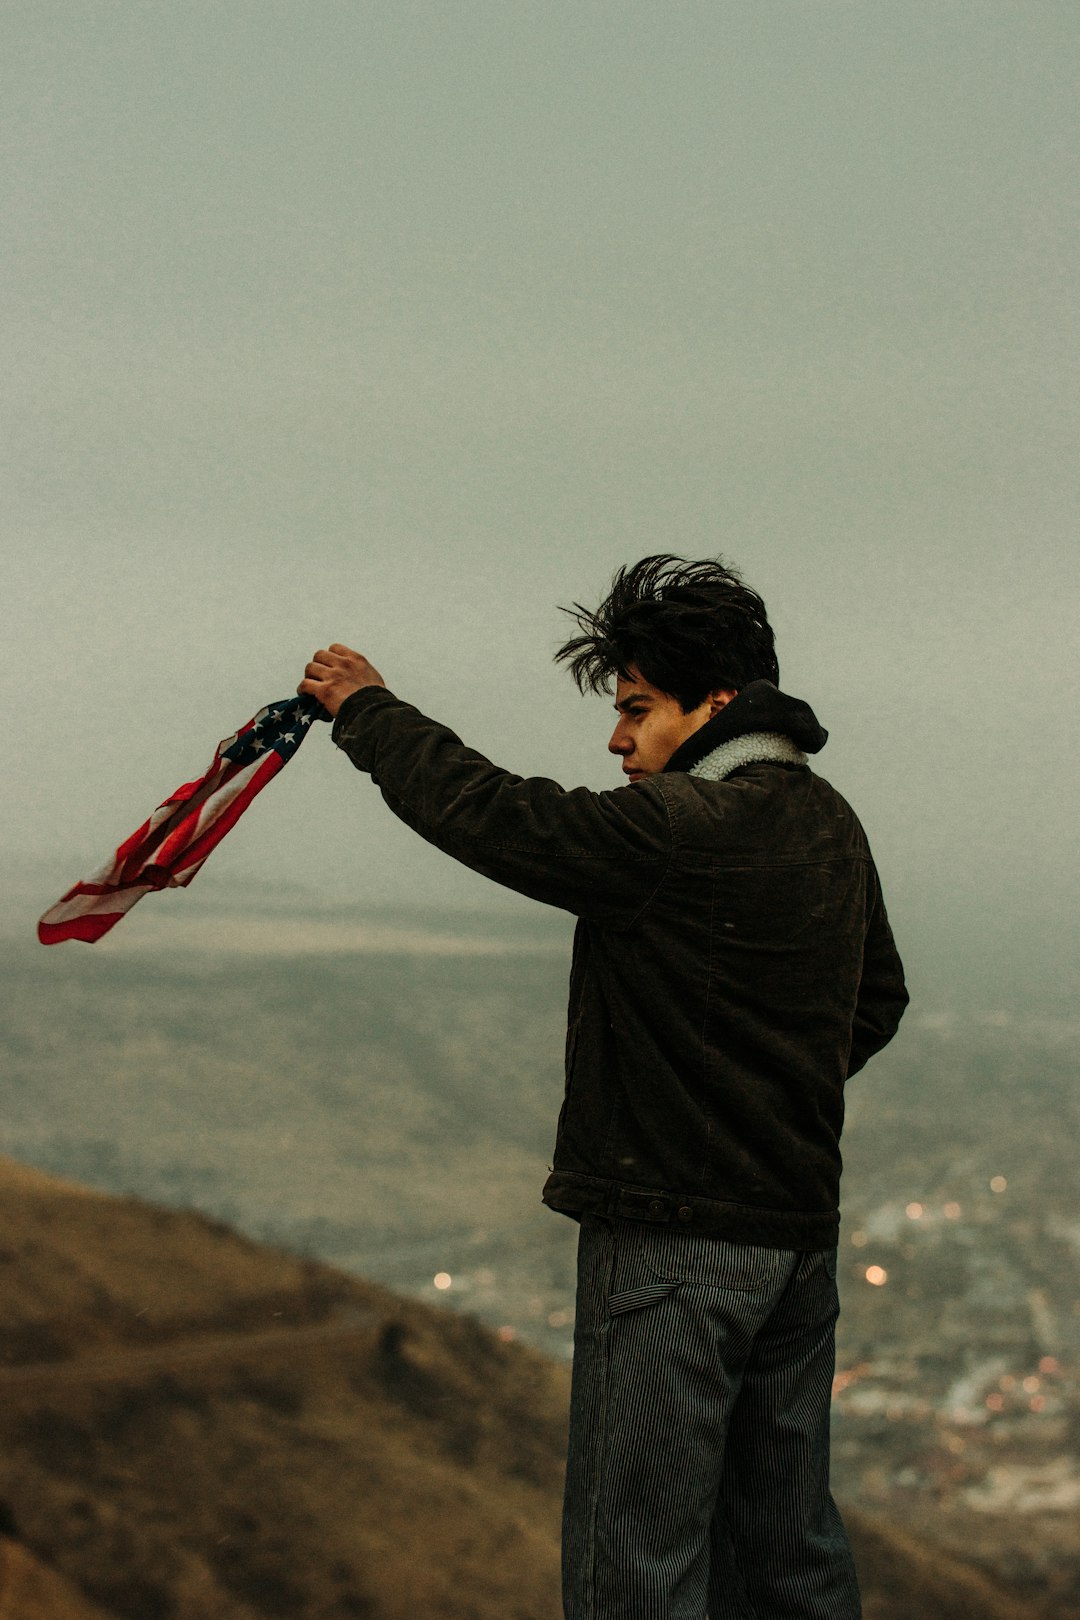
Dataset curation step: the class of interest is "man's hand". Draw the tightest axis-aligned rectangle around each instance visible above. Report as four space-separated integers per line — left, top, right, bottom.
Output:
298 644 386 718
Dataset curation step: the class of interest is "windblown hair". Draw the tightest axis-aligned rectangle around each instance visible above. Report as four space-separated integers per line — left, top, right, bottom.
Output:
554 554 779 712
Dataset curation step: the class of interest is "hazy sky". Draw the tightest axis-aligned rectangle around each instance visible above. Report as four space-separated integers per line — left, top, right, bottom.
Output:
4 3 1078 1008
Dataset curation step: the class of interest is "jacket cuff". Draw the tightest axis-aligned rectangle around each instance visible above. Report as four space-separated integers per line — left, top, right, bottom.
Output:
330 684 402 760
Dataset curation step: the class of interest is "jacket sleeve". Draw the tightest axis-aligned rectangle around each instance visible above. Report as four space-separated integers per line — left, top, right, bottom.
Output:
847 872 908 1077
330 686 674 927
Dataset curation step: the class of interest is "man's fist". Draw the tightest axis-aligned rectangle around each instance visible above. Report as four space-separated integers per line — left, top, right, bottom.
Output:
298 644 386 718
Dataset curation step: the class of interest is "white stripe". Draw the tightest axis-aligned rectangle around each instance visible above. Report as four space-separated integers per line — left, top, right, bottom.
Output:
179 753 270 845
39 884 157 927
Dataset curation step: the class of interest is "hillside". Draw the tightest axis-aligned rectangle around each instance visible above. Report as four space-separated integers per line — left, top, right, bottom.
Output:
0 1534 118 1620
0 1157 1049 1620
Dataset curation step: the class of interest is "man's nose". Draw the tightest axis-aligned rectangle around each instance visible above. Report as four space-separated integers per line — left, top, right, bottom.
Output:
608 725 631 756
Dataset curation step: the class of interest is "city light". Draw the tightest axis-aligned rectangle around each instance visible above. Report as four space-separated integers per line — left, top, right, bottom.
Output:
850 1230 868 1247
905 1202 924 1219
865 1265 888 1286
497 1325 516 1342
433 1272 452 1291
943 1202 962 1220
989 1175 1008 1193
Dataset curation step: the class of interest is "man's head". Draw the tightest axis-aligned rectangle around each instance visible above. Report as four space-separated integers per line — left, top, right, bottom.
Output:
554 554 778 780
607 667 737 780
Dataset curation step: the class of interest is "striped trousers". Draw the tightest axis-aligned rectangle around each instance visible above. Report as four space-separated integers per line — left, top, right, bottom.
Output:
562 1215 860 1620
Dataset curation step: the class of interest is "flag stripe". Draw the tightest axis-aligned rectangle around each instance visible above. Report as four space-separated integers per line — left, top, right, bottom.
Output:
162 752 287 876
37 884 157 943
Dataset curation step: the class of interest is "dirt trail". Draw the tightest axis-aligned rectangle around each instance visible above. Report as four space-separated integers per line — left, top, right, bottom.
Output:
0 1306 379 1391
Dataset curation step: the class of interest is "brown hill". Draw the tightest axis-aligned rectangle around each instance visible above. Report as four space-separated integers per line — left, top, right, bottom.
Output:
0 1535 117 1620
0 1157 1047 1620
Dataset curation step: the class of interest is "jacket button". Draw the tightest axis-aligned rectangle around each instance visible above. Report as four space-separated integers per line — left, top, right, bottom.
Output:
677 1206 693 1223
648 1200 666 1218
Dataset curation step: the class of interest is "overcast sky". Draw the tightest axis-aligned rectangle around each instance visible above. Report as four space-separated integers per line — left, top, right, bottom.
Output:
4 2 1077 1009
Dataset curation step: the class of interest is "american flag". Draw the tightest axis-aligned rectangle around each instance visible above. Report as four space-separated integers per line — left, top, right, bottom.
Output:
38 694 325 945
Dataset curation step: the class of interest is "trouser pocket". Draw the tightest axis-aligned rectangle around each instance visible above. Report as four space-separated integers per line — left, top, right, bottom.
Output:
607 1278 682 1315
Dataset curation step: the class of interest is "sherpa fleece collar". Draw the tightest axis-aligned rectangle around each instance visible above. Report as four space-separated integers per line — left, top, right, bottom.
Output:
689 731 808 781
663 680 827 775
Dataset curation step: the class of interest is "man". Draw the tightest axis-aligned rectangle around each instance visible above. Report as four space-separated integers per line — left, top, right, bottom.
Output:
299 554 907 1620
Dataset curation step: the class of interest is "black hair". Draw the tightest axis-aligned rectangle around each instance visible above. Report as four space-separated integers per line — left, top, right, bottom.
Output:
553 554 779 713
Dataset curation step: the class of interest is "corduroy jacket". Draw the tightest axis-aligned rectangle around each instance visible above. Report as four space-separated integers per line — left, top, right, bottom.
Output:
332 680 907 1250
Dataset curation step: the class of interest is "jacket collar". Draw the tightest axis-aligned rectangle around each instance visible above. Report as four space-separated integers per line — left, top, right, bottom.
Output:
689 731 809 781
662 680 828 776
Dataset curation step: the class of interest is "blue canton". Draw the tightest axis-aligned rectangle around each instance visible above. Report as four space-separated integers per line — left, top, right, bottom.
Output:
221 695 322 767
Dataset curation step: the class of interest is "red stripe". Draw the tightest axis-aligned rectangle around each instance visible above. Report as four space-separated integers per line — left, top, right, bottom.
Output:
38 912 126 945
166 750 285 874
116 760 235 881
150 766 242 869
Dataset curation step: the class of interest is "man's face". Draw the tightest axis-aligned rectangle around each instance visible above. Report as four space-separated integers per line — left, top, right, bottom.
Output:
609 667 737 782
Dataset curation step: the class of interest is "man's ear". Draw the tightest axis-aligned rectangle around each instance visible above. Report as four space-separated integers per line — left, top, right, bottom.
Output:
709 688 738 716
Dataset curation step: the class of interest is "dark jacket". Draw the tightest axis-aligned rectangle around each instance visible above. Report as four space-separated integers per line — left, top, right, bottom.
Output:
332 681 907 1250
